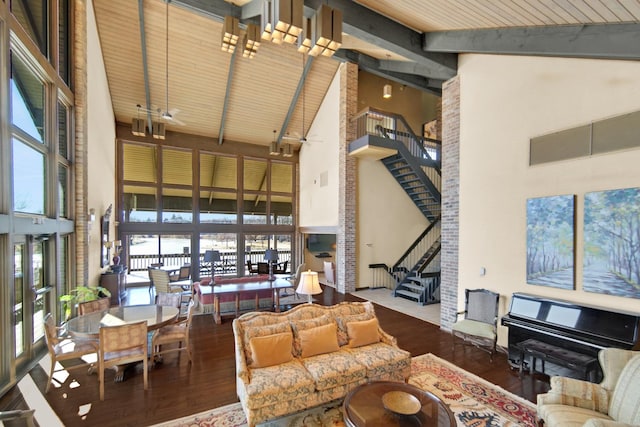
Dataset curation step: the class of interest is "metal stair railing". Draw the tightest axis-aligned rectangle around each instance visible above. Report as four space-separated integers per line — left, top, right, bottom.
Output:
392 218 441 284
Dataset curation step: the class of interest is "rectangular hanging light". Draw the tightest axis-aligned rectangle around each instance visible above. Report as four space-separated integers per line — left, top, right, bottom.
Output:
282 143 293 157
270 141 280 155
261 0 273 41
221 15 240 53
131 118 146 136
271 0 303 45
297 17 313 54
152 122 165 140
243 24 260 58
309 4 342 57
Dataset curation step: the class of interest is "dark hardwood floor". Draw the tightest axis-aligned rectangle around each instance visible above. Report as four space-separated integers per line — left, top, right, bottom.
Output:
4 286 551 426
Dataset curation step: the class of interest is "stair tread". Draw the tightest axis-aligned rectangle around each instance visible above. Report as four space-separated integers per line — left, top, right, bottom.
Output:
396 290 421 300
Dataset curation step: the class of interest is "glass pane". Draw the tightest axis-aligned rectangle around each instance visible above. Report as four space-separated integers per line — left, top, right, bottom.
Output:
160 235 191 271
58 0 70 84
163 148 192 185
199 190 237 224
200 153 237 190
33 241 44 290
13 138 45 214
33 294 45 342
243 158 267 191
57 101 68 158
58 164 68 217
162 188 192 223
123 143 157 183
243 193 267 224
14 244 25 357
124 185 156 222
128 234 160 272
272 162 293 193
11 0 47 55
200 233 238 277
271 195 293 225
11 54 45 142
59 236 69 317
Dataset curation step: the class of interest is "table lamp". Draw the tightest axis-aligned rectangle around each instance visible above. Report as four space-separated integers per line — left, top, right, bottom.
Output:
264 249 279 280
204 250 221 283
296 270 322 304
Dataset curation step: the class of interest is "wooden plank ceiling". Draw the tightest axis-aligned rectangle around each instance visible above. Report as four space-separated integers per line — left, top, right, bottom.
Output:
93 0 640 149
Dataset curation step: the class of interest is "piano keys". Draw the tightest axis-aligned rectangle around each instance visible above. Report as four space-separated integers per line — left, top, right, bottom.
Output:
501 292 640 382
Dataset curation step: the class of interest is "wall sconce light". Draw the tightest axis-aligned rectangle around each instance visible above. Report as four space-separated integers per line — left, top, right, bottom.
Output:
88 208 96 222
221 15 240 53
243 23 260 58
152 121 166 139
309 4 342 57
383 83 392 99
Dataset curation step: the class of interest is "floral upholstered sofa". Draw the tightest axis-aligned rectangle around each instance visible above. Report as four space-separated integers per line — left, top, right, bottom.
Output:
232 301 411 426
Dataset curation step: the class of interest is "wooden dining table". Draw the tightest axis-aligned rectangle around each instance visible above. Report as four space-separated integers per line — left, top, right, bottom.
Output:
66 304 179 381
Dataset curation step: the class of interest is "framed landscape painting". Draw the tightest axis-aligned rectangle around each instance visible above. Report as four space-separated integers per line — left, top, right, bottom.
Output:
583 187 640 299
526 195 575 289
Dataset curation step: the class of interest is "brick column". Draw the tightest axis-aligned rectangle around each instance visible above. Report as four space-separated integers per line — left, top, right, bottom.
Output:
74 0 89 286
337 62 358 293
440 76 460 330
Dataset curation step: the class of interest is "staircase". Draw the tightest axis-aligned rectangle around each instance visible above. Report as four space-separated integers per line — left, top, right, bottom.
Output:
350 108 442 305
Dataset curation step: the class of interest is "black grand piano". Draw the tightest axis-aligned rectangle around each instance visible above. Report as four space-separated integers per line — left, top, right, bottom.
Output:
501 292 640 381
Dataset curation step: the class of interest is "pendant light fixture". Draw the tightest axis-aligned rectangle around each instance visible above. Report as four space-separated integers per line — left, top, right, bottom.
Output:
383 54 392 99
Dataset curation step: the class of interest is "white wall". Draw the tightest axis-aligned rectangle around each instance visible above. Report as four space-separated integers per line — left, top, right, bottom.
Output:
299 67 341 228
87 0 116 286
457 54 640 346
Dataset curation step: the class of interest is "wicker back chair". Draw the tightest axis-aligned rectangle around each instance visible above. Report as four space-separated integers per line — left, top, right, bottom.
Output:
78 297 110 315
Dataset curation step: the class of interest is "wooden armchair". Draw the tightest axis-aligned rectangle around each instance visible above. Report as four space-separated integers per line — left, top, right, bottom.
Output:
273 260 288 274
43 314 98 393
451 288 499 361
169 264 191 282
98 321 148 400
246 260 259 274
151 300 195 366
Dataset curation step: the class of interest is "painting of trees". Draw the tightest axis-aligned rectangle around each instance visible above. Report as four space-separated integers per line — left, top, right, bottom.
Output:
584 187 640 298
526 195 575 289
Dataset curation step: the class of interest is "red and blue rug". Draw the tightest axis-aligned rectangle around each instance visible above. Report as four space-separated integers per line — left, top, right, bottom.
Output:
151 353 537 427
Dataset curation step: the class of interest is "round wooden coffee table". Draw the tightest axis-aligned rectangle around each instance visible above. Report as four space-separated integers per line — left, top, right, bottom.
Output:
343 381 455 427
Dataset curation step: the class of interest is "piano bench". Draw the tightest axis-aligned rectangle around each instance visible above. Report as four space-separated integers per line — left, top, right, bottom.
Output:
517 339 599 381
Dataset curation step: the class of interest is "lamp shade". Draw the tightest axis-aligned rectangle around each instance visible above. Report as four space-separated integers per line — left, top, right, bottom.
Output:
204 250 221 263
296 270 321 303
264 249 279 262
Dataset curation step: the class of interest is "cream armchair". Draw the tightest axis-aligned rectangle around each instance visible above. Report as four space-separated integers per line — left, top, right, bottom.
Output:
537 348 640 427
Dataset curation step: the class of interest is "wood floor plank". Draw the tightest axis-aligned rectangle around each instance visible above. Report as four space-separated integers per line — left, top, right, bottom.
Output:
1 287 551 426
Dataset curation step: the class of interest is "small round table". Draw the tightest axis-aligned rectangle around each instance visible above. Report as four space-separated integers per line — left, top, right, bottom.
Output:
343 381 456 427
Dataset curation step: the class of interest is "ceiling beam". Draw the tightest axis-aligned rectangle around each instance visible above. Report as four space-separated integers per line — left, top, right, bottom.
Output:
218 48 239 145
423 23 640 60
172 0 458 82
334 50 442 95
277 55 315 144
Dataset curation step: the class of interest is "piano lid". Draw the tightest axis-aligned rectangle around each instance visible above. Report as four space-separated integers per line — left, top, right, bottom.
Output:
505 293 640 345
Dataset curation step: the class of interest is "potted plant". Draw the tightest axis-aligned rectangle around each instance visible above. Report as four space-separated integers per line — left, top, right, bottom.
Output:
60 285 111 320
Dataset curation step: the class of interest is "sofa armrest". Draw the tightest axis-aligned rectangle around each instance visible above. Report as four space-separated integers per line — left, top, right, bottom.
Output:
378 327 398 347
583 420 635 427
537 376 609 415
232 320 251 384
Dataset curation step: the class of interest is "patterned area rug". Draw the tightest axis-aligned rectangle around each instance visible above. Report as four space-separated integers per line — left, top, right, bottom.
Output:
150 353 537 427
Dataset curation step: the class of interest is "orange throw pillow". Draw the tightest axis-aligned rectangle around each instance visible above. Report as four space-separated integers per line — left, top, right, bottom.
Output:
299 323 339 358
347 317 380 348
249 332 293 368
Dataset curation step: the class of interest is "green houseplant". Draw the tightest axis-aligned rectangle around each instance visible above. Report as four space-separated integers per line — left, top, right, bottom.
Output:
60 285 111 320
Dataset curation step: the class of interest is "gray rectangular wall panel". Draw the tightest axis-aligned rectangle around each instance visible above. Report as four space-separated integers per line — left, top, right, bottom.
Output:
592 111 640 155
530 125 591 165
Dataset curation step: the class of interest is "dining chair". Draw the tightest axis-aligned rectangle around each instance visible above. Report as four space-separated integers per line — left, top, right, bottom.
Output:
150 268 192 315
98 320 148 400
78 297 111 315
147 263 164 294
151 300 195 367
169 264 191 282
43 314 98 393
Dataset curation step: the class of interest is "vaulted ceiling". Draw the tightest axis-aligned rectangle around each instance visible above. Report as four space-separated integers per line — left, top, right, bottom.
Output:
92 0 640 149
